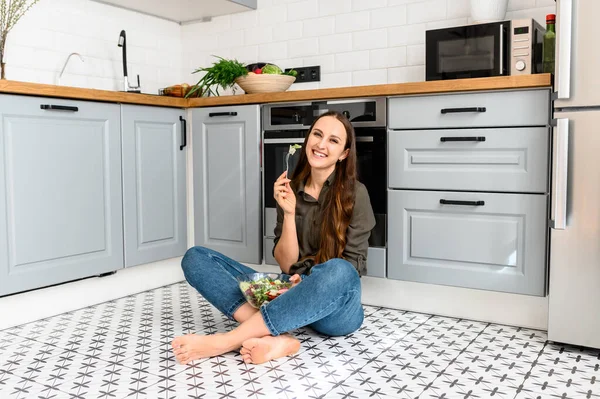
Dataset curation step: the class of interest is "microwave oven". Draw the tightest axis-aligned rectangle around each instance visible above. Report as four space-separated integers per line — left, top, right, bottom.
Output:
425 19 545 81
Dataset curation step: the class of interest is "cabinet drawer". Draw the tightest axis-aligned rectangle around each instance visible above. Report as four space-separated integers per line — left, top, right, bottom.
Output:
388 127 550 193
388 89 550 129
387 190 547 296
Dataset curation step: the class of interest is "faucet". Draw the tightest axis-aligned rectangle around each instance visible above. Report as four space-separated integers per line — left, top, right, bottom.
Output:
117 30 141 93
58 52 84 85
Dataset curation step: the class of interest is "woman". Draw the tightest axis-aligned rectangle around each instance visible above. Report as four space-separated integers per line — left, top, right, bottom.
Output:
172 111 376 365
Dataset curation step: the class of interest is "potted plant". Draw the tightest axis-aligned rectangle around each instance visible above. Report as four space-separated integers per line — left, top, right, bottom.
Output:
0 0 41 79
186 56 248 98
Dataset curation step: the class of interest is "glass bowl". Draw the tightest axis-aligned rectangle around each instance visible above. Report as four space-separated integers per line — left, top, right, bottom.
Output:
236 273 293 308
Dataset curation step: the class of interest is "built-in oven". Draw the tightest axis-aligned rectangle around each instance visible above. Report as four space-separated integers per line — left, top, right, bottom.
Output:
425 18 545 81
262 98 387 277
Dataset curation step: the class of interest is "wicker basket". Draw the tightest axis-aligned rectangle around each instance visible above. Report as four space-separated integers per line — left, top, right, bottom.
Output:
235 74 296 94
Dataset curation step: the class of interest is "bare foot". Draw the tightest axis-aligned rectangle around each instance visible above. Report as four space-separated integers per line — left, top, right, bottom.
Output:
171 333 233 365
240 334 301 364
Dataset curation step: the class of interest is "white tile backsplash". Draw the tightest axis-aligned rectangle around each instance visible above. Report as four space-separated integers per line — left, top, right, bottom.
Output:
370 47 407 69
303 16 336 38
3 0 554 93
244 26 274 46
272 21 304 41
335 11 371 33
182 0 546 90
3 0 182 94
352 68 388 85
388 65 425 83
388 24 427 46
319 0 353 16
371 5 408 28
288 37 320 58
446 0 471 19
303 54 335 74
352 29 388 51
407 0 447 23
352 0 388 12
319 33 353 55
407 44 425 66
287 0 319 21
335 51 370 72
320 71 352 88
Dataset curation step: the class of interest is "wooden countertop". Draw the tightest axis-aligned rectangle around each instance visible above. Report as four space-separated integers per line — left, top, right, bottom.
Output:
0 80 188 107
0 74 552 108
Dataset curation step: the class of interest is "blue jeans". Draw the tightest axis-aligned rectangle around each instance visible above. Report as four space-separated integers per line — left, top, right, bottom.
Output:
181 246 364 337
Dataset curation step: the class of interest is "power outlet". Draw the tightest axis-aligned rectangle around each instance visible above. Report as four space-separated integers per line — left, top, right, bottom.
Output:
285 66 321 83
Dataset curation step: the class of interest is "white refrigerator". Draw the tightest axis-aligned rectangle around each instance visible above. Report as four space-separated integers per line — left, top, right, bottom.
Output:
548 0 600 349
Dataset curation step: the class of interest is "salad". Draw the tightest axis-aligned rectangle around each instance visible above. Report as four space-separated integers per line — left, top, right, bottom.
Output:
239 276 293 308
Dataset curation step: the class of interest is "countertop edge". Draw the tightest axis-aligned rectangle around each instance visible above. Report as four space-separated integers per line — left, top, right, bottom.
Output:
0 80 188 108
0 74 552 108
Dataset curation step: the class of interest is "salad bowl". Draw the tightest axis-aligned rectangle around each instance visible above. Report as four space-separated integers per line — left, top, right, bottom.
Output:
236 273 293 308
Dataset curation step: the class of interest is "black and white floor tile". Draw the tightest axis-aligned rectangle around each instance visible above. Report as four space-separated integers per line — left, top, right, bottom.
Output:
1 281 598 399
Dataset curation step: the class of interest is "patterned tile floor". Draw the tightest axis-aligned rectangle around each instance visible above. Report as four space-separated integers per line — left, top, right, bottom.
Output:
0 281 598 399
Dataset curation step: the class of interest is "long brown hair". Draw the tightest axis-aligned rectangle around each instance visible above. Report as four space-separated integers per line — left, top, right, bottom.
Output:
291 111 357 264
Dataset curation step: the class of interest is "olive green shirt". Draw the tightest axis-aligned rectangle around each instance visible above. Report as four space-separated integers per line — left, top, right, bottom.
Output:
272 172 376 276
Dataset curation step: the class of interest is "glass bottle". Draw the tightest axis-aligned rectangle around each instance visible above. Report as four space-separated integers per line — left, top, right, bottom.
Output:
543 14 556 74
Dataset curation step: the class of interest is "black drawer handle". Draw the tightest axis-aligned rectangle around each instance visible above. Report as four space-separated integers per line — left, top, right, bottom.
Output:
440 199 485 206
179 116 187 151
440 107 486 114
440 136 486 142
209 112 237 117
40 104 79 112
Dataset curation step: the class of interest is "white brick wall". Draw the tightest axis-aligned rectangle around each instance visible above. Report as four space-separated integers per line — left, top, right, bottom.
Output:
183 0 556 89
4 0 182 94
3 0 556 93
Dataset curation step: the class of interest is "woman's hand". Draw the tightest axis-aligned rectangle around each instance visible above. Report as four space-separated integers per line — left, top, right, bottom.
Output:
290 274 301 287
274 171 296 215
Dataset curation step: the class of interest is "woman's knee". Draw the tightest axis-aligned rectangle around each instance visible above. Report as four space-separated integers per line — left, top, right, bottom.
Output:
313 258 360 287
181 246 213 275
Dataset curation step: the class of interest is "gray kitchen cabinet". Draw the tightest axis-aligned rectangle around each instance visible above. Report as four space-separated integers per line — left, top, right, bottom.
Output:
0 95 123 296
387 88 551 295
121 105 188 268
192 105 262 264
387 190 548 296
388 89 550 129
388 127 550 193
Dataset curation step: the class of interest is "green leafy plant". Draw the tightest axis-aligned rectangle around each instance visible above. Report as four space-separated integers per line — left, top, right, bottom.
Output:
0 0 41 79
186 56 248 98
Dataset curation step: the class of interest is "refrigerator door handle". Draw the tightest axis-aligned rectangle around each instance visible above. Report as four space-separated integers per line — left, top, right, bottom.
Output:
551 118 569 230
556 0 573 99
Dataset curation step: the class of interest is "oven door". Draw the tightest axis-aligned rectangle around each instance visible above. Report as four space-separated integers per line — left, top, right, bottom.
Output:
426 21 508 80
355 128 387 247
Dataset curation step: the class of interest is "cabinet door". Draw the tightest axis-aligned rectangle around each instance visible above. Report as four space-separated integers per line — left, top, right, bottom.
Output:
192 106 261 264
0 95 123 296
387 190 548 296
121 105 187 267
388 127 550 193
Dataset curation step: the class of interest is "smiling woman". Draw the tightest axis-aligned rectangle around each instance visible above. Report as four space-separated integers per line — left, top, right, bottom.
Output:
171 111 375 366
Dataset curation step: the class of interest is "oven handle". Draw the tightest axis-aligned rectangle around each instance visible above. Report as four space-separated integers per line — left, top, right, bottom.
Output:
355 136 374 142
263 138 305 144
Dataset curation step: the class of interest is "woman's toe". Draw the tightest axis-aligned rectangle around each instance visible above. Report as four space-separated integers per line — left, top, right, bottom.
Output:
242 338 260 351
242 354 252 363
